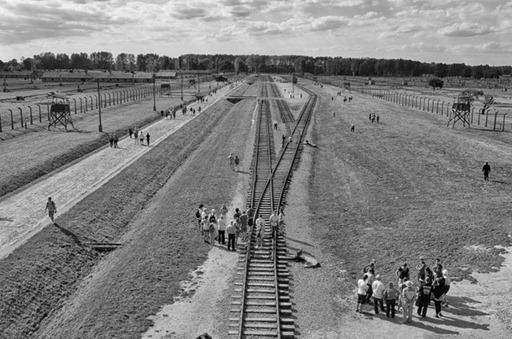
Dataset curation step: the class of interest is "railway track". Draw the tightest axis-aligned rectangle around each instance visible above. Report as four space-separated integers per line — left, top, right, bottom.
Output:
228 77 317 338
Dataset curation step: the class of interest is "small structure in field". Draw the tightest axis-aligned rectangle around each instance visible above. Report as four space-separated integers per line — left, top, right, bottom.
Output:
447 96 471 128
48 94 74 130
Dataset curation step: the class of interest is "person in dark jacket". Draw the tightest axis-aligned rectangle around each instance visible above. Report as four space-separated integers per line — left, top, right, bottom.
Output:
432 273 446 318
482 161 491 181
417 277 433 317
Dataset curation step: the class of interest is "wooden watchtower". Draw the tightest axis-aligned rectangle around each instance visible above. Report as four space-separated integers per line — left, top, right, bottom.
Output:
447 96 471 128
48 95 74 130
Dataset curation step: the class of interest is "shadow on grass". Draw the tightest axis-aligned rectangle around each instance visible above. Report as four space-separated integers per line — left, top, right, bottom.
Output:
443 296 489 317
53 222 82 246
285 235 315 247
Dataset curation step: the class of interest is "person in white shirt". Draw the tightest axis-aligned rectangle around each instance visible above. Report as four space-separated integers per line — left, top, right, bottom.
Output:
372 275 386 314
255 214 265 248
356 274 369 313
217 214 226 245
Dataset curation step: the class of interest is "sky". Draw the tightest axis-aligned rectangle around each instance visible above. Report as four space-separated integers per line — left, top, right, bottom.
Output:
0 0 511 66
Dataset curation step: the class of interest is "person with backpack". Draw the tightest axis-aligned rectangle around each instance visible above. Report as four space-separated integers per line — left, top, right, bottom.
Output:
383 282 400 318
401 280 417 324
417 277 433 317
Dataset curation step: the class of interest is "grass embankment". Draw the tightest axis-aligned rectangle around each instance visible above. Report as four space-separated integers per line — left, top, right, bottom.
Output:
305 81 512 292
0 98 256 338
0 96 199 198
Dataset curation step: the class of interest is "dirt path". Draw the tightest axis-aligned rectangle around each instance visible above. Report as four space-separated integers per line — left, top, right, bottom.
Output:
0 85 234 260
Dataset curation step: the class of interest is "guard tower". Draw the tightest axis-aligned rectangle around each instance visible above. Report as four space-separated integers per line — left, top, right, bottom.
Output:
160 83 171 97
447 96 471 128
48 95 74 130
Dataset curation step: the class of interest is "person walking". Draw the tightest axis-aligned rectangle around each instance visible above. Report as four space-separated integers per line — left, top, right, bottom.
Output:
356 274 369 313
146 132 150 146
240 211 248 242
383 282 400 318
234 155 240 172
417 277 433 318
255 214 264 248
226 221 236 251
372 275 386 314
217 214 226 245
45 197 57 223
228 153 234 170
128 128 133 138
113 134 119 148
195 204 204 232
269 211 279 239
134 128 138 144
247 205 255 227
401 280 417 324
139 131 144 145
109 134 114 147
482 161 491 181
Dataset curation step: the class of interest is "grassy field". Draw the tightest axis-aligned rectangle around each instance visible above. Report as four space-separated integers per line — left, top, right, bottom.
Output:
303 79 512 285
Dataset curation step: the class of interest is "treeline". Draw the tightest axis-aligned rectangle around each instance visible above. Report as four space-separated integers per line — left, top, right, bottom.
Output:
1 52 511 79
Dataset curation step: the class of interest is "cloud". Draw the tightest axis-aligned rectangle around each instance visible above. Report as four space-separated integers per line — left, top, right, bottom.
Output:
438 23 493 37
0 0 135 44
310 16 347 31
172 6 208 20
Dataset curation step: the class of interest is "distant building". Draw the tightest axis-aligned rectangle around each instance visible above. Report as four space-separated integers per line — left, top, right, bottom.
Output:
0 70 39 80
41 70 153 83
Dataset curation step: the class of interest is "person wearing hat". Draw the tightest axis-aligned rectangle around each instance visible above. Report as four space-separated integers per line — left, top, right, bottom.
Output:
401 280 417 324
372 275 386 314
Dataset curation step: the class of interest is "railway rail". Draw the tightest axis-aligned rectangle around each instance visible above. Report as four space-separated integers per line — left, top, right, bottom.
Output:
228 76 317 338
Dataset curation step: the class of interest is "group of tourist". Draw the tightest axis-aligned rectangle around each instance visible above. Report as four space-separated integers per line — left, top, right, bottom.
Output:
356 257 451 324
128 127 150 146
194 204 284 252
